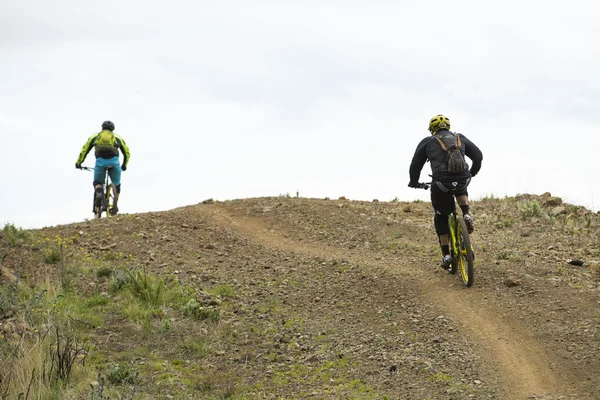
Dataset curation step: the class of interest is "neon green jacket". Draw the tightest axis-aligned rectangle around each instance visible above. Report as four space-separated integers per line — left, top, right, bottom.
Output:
76 131 130 168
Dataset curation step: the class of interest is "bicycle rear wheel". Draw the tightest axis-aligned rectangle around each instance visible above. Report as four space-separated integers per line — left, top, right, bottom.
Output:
106 183 117 217
456 218 474 287
447 215 458 275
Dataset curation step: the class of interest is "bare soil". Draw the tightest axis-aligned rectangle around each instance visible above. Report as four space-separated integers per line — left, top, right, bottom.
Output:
2 194 600 399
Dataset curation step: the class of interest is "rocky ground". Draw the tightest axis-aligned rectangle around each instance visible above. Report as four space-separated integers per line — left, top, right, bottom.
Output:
1 193 599 399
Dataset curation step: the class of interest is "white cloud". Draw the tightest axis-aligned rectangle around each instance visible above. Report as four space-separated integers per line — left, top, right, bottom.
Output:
2 0 600 228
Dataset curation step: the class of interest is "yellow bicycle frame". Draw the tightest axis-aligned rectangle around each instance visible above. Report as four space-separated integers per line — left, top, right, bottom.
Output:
448 213 468 282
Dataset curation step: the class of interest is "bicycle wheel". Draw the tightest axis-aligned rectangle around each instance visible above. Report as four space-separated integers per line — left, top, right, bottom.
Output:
105 183 117 217
456 218 474 287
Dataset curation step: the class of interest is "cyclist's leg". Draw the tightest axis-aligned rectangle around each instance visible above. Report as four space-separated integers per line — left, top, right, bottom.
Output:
431 182 454 262
107 157 122 213
454 177 474 232
93 159 108 202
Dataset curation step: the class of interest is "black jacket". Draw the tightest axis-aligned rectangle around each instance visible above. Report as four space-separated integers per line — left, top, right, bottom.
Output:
409 129 483 183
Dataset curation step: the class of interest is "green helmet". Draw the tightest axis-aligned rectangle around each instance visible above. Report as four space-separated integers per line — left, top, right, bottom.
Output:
428 114 451 134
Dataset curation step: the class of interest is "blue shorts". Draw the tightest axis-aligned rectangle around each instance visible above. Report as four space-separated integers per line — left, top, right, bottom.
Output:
94 157 121 187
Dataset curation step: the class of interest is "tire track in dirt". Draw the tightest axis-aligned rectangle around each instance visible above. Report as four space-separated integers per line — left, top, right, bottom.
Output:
197 204 576 400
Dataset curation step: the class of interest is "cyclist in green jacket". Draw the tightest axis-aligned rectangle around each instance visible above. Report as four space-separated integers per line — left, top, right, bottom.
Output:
75 121 130 215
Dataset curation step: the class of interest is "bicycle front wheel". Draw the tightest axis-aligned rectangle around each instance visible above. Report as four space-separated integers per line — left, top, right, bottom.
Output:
456 218 474 287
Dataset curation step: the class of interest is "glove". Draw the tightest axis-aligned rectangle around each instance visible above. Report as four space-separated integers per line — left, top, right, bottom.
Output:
121 164 127 172
75 163 82 169
470 171 477 177
408 181 420 188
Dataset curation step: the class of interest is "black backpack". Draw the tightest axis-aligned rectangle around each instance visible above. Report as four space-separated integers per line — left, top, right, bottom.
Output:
435 132 467 173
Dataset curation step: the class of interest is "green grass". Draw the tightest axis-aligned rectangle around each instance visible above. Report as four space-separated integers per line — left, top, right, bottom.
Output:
0 280 92 399
183 298 221 321
209 283 237 298
430 372 453 382
124 267 165 307
86 295 111 308
181 338 212 358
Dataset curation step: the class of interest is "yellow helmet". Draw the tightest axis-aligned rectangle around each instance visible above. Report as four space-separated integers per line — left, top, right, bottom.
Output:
428 114 451 134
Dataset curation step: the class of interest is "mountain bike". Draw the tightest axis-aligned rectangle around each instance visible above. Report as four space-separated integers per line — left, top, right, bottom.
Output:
417 182 475 287
80 166 118 219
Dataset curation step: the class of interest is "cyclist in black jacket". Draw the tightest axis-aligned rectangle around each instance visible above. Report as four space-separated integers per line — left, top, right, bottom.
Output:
408 114 483 269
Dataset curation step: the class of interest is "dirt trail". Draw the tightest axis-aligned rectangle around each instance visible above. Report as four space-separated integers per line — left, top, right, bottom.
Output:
198 204 574 400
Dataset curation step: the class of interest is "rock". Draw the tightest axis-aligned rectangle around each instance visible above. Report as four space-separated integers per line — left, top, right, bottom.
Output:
206 298 222 306
543 196 563 207
504 277 521 287
201 198 214 204
551 206 566 216
338 196 347 201
568 259 584 266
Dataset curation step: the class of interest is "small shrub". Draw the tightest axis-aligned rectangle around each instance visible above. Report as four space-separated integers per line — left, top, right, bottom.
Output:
110 268 133 292
0 282 19 316
96 267 113 278
106 362 140 385
519 200 542 220
494 218 514 229
496 250 522 261
2 224 33 247
183 299 220 321
45 247 61 264
126 268 164 307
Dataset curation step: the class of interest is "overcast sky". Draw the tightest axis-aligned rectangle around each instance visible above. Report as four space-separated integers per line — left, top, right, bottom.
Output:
2 0 599 228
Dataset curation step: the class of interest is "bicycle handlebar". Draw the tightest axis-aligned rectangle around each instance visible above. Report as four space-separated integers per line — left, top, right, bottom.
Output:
416 182 431 190
79 166 93 171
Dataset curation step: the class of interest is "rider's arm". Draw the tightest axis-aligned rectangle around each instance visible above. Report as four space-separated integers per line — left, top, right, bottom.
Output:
115 135 131 168
409 137 429 184
76 133 98 165
461 134 483 176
